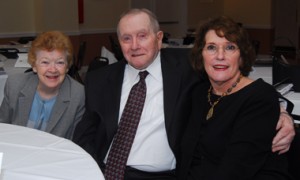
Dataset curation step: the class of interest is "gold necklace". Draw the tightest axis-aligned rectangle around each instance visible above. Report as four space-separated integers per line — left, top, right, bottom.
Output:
206 74 243 120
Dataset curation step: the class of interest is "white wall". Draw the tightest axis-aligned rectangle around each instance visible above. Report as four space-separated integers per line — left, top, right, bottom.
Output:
0 0 274 38
131 0 187 38
0 0 130 37
0 0 36 37
223 0 272 28
34 0 78 34
80 0 130 34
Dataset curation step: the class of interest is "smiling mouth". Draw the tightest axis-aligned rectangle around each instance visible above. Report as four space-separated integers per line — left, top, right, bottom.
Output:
213 65 228 70
131 53 144 57
46 75 59 79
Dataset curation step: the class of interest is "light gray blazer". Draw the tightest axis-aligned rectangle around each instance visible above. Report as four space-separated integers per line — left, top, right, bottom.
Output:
0 72 85 139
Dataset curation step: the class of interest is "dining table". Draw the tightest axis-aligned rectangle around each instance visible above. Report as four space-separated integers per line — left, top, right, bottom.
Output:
249 65 300 123
0 123 104 180
0 55 30 104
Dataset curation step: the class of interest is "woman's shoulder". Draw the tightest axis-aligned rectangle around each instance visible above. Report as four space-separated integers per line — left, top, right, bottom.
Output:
240 78 279 101
6 72 38 87
65 75 84 88
251 78 277 94
7 71 35 80
56 76 85 106
64 75 85 97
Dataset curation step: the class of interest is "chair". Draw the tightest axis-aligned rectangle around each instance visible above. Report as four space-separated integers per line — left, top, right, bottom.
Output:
100 46 118 64
76 41 87 71
24 68 33 73
272 55 300 92
87 56 109 72
287 114 300 180
252 40 260 55
272 56 292 86
109 35 124 61
280 96 300 179
0 48 19 59
18 36 35 44
68 41 86 84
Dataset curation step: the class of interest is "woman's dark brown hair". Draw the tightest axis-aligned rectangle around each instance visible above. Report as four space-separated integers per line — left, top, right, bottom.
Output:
191 16 256 76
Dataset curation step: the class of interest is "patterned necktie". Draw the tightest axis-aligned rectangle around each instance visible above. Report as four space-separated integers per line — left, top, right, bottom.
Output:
105 71 149 180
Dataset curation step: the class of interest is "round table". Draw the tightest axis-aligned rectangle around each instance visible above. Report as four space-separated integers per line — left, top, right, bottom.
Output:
0 123 104 180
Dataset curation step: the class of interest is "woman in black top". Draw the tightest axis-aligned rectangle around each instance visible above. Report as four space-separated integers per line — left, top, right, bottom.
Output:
179 16 293 180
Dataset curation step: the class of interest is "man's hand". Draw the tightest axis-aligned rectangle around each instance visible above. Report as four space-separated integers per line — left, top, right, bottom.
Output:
272 110 295 154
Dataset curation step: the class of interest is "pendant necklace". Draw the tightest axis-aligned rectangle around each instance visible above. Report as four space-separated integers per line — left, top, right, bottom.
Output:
206 74 243 120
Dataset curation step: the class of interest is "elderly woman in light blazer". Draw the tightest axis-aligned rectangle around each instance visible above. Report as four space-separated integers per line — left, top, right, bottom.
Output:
0 31 85 139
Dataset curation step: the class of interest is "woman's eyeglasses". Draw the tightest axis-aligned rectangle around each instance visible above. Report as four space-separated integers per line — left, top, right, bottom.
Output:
203 44 239 56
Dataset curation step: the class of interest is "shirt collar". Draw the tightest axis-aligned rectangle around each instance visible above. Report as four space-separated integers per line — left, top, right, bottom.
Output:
126 51 162 82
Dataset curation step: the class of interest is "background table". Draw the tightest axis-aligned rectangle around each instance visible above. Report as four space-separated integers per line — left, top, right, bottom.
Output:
249 65 300 118
0 123 104 180
0 58 28 104
284 91 300 123
249 66 272 85
0 58 29 76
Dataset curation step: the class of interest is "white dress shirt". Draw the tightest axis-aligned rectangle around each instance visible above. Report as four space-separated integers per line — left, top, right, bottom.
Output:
105 52 176 172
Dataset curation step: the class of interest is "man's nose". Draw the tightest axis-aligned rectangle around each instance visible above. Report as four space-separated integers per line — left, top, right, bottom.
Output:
131 38 140 50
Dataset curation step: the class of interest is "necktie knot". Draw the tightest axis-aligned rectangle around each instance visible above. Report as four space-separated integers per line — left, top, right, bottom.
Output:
139 71 149 81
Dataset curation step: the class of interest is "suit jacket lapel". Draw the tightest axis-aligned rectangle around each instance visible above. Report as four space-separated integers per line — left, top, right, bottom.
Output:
161 52 183 134
105 61 126 140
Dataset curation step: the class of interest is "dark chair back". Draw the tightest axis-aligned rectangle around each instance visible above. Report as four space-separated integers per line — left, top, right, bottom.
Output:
68 41 86 84
287 117 300 180
281 97 300 179
109 35 124 61
272 56 292 85
24 68 33 73
0 48 19 59
18 37 35 44
87 56 109 72
76 41 87 71
272 55 300 92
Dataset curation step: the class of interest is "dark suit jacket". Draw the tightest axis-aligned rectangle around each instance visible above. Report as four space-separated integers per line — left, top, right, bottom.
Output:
73 48 201 173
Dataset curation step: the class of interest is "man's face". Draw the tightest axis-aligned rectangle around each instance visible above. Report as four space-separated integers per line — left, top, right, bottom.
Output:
118 12 163 70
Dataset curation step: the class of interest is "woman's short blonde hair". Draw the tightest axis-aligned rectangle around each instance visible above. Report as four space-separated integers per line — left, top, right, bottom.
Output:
28 31 73 68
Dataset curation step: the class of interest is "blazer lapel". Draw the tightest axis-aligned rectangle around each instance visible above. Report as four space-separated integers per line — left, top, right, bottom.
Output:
18 75 39 126
46 78 70 133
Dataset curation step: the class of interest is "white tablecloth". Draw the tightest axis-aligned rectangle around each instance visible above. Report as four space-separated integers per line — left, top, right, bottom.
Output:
1 58 28 76
0 123 104 180
249 66 272 85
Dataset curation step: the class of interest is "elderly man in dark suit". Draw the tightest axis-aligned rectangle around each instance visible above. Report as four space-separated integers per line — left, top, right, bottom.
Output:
73 8 294 180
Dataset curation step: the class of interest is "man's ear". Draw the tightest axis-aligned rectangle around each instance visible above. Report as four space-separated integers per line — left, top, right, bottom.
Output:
157 31 163 41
